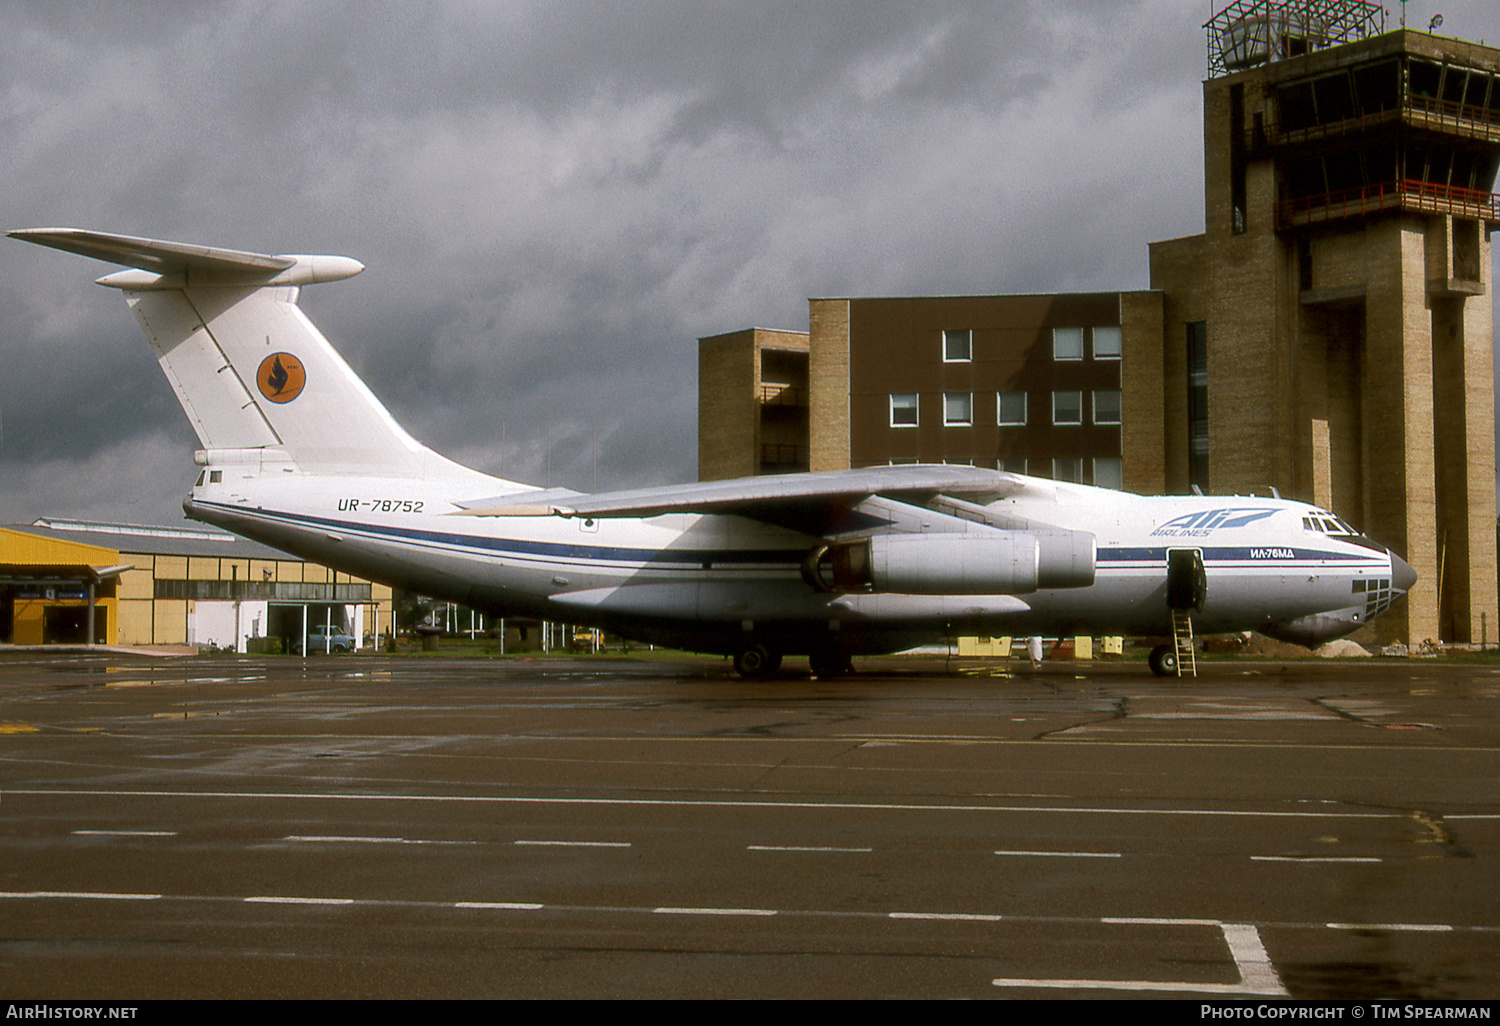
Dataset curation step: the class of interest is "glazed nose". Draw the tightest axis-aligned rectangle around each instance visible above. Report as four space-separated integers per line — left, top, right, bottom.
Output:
1390 550 1417 594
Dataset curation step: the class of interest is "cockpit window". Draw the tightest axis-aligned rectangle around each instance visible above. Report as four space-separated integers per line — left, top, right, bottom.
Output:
1303 514 1360 535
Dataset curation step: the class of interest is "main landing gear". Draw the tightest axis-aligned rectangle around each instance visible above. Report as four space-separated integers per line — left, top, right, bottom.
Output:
731 645 852 679
808 649 853 679
732 644 783 679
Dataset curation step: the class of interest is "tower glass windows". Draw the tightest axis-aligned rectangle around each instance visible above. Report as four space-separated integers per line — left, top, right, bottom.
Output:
1187 321 1208 490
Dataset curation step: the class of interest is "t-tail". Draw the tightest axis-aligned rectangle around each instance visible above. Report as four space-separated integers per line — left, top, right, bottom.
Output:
9 228 484 484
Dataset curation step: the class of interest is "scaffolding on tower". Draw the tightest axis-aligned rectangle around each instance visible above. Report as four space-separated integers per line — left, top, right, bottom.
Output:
1205 0 1386 78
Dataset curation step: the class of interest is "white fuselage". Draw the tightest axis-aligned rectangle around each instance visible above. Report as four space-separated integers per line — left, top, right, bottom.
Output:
185 464 1410 655
10 227 1413 665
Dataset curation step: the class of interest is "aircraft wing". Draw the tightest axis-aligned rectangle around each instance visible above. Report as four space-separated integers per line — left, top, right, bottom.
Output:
456 465 1030 533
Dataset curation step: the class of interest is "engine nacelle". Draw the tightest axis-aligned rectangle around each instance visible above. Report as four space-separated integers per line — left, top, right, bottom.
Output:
802 531 1095 595
1030 529 1097 589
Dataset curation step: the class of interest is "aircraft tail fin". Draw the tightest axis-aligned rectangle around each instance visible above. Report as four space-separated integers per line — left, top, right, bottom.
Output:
11 228 457 480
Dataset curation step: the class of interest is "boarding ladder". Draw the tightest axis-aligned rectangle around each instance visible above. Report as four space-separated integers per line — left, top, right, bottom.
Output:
1171 609 1197 677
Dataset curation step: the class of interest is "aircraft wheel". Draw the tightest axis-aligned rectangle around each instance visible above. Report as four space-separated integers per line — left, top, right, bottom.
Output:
808 650 852 679
733 644 782 679
1148 644 1178 677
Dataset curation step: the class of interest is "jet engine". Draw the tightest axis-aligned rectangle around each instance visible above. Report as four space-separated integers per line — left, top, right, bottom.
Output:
802 530 1095 595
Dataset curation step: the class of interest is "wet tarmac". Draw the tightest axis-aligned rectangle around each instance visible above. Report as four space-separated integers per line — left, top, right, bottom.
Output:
1 650 1496 999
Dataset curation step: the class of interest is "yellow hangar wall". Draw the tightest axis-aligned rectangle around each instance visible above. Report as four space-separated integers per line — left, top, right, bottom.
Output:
0 527 120 646
3 522 394 651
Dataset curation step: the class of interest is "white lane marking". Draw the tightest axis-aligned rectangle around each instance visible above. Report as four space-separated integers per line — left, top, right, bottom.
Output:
1222 922 1288 995
454 902 545 910
72 830 177 836
282 835 477 845
991 977 1256 994
3 787 1401 820
994 850 1122 858
0 890 1472 949
652 907 777 916
1251 855 1380 863
287 835 412 843
891 912 1005 922
514 840 631 847
1328 922 1453 932
748 845 874 852
0 891 161 900
993 921 1289 996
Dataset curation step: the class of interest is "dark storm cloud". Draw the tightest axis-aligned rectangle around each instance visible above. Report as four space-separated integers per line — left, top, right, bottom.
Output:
2 0 1497 524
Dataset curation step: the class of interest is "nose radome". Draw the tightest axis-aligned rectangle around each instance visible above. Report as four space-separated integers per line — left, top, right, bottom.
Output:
1391 550 1417 593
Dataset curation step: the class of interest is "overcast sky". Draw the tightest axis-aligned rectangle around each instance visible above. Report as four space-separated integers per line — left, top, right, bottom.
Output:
2 0 1497 526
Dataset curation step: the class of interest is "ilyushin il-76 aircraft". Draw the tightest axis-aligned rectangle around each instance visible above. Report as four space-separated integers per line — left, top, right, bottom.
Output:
11 228 1416 677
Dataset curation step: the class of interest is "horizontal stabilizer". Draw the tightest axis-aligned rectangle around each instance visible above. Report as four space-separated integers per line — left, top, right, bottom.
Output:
8 228 362 287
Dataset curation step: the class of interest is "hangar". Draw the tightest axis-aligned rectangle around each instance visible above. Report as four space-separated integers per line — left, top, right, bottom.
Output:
1 519 393 652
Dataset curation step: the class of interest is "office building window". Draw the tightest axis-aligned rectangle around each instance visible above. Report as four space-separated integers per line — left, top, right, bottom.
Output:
943 329 972 362
1093 325 1122 359
1093 457 1123 490
999 457 1027 475
1093 390 1122 425
944 392 972 425
997 391 1027 426
1053 458 1084 483
1053 327 1084 361
1053 390 1083 424
890 393 919 427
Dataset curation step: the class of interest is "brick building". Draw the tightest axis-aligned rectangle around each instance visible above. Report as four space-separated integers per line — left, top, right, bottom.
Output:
698 2 1499 647
698 328 810 479
1152 5 1499 646
698 296 1165 491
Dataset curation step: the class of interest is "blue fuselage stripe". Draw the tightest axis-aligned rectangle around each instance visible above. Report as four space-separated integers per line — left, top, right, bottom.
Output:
1101 547 1383 564
197 502 806 566
198 502 1388 576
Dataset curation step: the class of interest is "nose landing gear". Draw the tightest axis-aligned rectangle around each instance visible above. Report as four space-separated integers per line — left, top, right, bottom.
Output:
1147 644 1179 677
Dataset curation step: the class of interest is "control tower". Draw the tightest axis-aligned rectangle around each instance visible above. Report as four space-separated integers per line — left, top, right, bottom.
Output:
1151 0 1500 645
